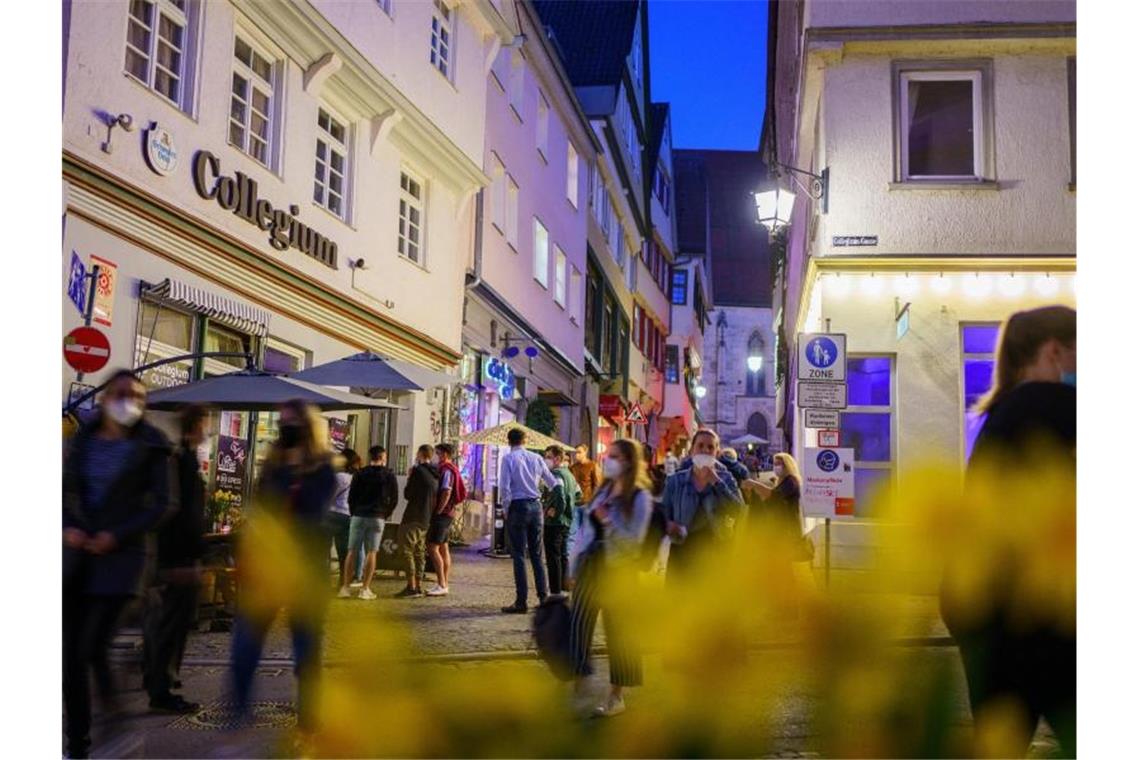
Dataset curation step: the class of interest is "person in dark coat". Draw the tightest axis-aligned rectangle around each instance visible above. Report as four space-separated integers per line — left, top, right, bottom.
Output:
942 305 1076 758
63 369 171 759
229 400 337 741
396 445 438 597
143 404 210 713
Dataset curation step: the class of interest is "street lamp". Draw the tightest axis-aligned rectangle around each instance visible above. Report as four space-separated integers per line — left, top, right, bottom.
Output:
753 185 796 233
746 355 764 373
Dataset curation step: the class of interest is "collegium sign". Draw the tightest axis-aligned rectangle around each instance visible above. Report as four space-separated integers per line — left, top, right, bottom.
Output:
192 151 338 269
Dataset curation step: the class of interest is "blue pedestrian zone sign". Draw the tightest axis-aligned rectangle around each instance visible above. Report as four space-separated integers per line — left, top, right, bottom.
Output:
67 251 87 316
798 333 847 381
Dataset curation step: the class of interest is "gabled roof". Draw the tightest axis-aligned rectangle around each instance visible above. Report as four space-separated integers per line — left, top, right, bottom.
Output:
532 0 639 88
647 102 670 169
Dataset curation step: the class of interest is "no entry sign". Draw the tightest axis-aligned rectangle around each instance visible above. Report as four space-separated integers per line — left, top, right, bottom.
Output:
64 326 111 373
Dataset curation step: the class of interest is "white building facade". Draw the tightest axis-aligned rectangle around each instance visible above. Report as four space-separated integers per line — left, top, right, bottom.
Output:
63 0 511 510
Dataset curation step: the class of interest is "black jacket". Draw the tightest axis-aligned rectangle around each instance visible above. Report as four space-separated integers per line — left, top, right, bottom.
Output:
156 447 206 568
402 462 439 528
63 415 172 596
349 465 399 519
968 382 1076 472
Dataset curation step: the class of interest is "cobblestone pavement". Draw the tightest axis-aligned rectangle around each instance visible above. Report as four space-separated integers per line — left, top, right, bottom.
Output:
168 540 951 663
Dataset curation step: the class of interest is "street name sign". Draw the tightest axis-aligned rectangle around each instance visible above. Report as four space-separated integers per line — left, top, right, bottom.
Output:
64 326 111 373
798 333 847 381
798 381 848 410
802 447 856 518
804 409 840 428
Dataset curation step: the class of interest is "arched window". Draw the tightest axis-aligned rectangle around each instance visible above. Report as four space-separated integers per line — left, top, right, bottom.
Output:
747 412 769 441
746 331 766 396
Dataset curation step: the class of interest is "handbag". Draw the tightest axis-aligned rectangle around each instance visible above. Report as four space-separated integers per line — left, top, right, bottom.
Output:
532 595 575 681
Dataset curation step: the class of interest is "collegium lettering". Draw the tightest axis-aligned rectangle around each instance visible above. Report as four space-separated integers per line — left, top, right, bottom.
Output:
192 150 338 269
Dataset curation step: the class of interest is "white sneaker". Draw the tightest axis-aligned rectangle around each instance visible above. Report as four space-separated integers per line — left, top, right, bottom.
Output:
425 585 449 597
358 588 377 600
337 587 352 598
594 695 626 718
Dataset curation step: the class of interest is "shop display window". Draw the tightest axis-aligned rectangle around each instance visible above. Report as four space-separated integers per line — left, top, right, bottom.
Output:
961 323 1000 462
135 301 195 389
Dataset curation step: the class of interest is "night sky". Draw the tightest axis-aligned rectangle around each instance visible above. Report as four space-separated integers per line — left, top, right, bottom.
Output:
650 0 768 150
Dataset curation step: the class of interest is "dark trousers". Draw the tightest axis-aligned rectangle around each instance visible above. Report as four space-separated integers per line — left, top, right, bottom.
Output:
324 512 351 578
543 524 570 595
953 625 1076 757
143 579 198 700
506 499 547 606
63 588 130 758
231 611 323 732
569 554 642 687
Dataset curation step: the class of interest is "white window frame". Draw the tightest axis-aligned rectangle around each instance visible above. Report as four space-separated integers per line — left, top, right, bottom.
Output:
533 218 550 289
898 69 984 181
314 105 351 220
124 0 195 110
398 169 427 265
509 56 525 121
837 354 897 508
959 322 1000 468
506 176 520 250
489 153 506 234
553 246 567 307
264 337 311 373
430 0 454 81
566 142 580 208
536 93 550 161
228 34 277 169
568 265 582 324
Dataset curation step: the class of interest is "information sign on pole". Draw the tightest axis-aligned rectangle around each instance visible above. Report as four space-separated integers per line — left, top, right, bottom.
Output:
798 333 847 382
802 447 856 518
818 430 840 447
797 381 848 410
804 409 840 428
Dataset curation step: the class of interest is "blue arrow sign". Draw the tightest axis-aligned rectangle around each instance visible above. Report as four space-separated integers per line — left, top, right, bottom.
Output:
67 251 87 316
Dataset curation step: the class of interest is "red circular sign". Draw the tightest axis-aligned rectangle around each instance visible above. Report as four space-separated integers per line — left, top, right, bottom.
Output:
64 326 111 373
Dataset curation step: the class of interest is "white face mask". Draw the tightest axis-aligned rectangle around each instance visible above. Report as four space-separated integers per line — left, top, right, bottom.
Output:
602 458 625 480
106 399 143 428
544 458 556 470
691 454 717 470
774 465 786 478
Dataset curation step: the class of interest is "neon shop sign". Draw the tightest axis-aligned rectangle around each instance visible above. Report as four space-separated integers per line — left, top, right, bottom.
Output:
482 357 516 399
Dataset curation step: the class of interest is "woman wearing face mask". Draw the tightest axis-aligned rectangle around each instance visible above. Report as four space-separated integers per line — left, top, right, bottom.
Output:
942 305 1076 757
566 439 653 718
229 400 336 748
63 369 171 759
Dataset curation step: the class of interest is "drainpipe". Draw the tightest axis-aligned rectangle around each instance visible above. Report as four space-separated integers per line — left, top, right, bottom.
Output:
465 189 485 296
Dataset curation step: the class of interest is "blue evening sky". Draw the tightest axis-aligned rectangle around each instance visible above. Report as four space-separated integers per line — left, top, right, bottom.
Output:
649 0 768 150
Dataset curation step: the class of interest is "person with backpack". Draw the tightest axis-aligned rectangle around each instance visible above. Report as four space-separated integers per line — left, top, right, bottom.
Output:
565 438 653 718
425 443 465 597
338 446 398 600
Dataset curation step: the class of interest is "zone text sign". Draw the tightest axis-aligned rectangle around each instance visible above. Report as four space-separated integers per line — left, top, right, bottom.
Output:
798 333 847 381
797 381 848 410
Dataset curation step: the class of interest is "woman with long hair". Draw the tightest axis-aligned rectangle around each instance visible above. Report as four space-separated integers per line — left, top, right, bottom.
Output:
566 438 654 718
229 400 336 745
745 452 805 548
325 447 359 583
943 305 1076 757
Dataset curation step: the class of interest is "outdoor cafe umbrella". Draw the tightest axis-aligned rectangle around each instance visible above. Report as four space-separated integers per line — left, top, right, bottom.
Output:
288 351 455 391
729 433 769 447
459 420 571 451
146 369 404 412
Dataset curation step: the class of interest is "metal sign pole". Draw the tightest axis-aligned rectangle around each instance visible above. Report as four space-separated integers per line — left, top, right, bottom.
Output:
824 517 832 589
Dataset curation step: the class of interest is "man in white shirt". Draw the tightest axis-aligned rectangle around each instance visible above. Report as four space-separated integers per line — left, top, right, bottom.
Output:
498 427 563 613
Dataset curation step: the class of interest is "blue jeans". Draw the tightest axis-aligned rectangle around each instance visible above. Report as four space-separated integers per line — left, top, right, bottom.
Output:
231 612 323 731
507 499 547 606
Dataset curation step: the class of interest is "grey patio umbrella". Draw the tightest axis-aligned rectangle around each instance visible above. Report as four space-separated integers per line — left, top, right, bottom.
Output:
729 433 770 447
146 369 404 412
288 351 456 391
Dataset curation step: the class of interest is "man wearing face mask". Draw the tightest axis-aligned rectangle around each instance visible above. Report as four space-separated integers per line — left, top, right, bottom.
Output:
659 428 744 583
540 446 580 596
63 369 172 759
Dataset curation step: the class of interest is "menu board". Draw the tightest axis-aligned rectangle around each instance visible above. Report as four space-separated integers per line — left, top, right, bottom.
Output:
328 418 349 452
214 435 248 511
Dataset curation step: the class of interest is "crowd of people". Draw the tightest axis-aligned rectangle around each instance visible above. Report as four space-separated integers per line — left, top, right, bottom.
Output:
61 303 1076 757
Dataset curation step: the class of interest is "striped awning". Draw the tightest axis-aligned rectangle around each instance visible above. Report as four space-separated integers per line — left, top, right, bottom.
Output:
141 278 271 337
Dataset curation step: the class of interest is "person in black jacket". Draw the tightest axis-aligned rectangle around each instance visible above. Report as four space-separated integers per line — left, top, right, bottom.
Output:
942 305 1076 758
396 445 438 597
63 370 171 759
338 445 398 600
143 404 210 713
229 400 336 743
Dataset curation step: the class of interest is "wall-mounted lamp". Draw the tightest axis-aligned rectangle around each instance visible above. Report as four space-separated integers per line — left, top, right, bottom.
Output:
101 113 135 154
753 164 829 234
